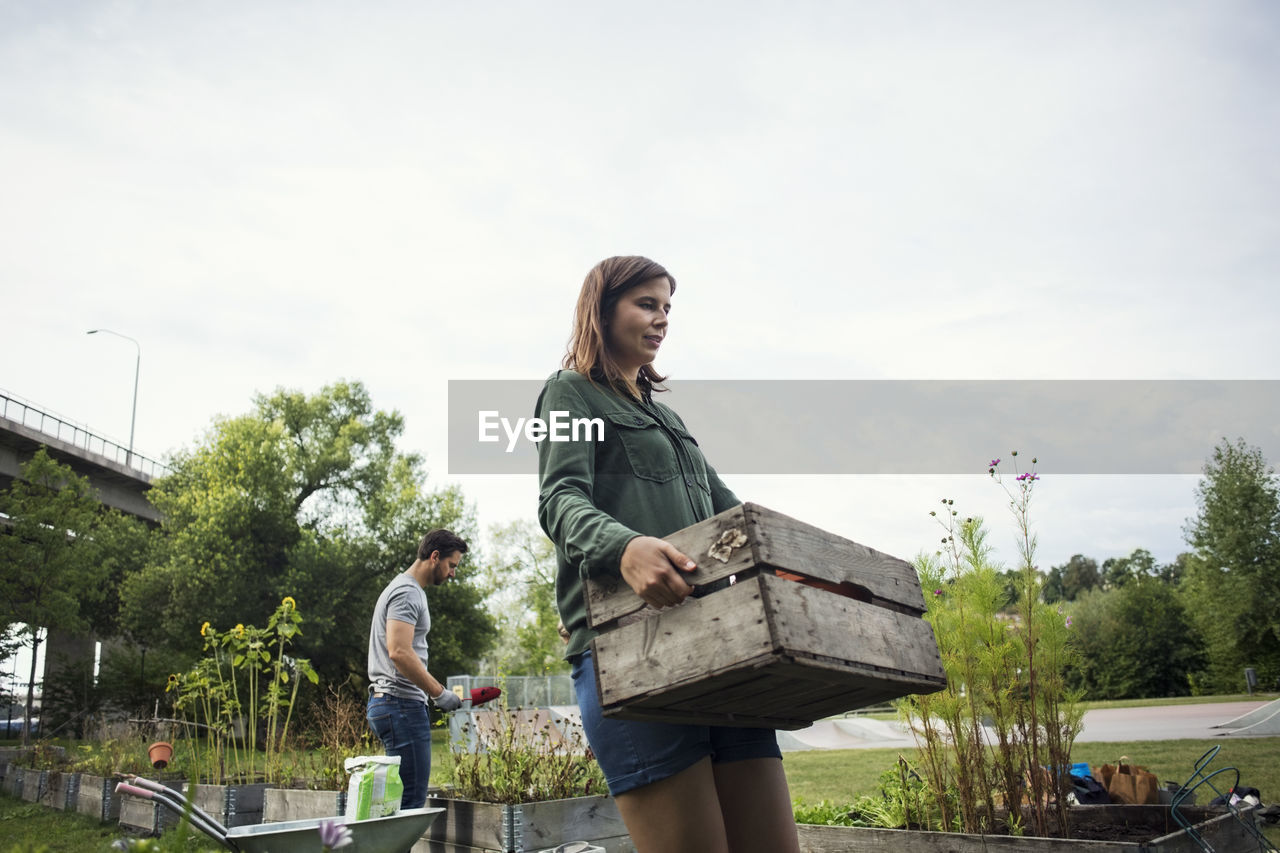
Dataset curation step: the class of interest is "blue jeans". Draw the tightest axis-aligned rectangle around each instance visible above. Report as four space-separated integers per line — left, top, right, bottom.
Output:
367 694 432 809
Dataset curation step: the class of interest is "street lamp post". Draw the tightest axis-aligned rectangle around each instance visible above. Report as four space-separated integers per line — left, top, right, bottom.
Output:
86 328 140 467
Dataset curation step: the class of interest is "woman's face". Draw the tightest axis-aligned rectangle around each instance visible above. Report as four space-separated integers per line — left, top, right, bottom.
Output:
604 276 671 379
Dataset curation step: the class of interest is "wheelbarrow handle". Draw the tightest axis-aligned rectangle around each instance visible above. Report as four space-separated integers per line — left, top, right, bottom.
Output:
125 775 172 795
116 782 154 799
118 777 233 847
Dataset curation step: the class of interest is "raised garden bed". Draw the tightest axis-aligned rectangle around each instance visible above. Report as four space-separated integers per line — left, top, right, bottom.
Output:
422 795 630 853
797 805 1261 852
76 772 121 823
262 787 345 823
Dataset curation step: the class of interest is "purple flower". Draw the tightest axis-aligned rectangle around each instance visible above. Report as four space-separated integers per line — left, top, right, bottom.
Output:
1065 616 1073 628
989 458 1000 467
934 589 943 596
318 819 353 850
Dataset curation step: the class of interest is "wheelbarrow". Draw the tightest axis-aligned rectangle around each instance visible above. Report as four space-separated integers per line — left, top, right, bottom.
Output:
116 775 442 852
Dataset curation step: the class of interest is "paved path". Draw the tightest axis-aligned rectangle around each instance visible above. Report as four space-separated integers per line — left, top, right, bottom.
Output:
1078 701 1271 743
777 701 1275 751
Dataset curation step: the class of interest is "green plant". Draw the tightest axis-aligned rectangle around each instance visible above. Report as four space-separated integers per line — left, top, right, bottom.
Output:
308 684 378 791
71 738 154 777
166 596 319 785
898 453 1084 837
443 704 605 803
791 799 859 826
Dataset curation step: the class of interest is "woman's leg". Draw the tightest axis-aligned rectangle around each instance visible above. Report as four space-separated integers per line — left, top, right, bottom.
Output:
614 756 730 853
712 758 801 853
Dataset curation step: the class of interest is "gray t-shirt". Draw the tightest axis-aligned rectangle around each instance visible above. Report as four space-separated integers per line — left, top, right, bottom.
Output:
367 572 431 702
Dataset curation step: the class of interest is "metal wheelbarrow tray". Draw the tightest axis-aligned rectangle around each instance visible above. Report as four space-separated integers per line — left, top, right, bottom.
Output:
118 776 442 852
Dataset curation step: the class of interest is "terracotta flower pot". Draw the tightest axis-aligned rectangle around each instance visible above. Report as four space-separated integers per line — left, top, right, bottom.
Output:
147 741 174 770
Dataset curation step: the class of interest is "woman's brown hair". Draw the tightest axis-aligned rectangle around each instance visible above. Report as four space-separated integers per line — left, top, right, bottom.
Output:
563 255 676 398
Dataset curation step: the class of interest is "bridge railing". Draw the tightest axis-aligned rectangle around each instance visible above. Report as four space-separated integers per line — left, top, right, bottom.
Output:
0 390 170 479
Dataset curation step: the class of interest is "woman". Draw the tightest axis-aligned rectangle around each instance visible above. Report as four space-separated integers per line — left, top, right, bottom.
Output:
536 256 800 853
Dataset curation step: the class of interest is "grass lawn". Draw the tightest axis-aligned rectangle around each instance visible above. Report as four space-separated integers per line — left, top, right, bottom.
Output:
783 738 1280 805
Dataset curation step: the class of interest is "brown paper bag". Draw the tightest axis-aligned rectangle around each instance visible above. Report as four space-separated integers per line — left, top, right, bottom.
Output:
1104 762 1160 804
1098 763 1117 791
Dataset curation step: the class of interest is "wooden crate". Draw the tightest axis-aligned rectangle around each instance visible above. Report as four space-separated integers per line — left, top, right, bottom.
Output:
587 503 946 729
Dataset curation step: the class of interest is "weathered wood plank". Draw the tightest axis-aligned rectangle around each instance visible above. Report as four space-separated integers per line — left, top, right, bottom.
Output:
519 797 628 850
764 574 946 685
797 824 1138 852
422 796 630 852
426 798 508 851
746 503 927 614
586 504 759 629
592 577 778 709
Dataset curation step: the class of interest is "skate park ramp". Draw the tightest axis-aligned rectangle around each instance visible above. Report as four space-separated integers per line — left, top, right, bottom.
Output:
775 716 916 751
1212 697 1280 736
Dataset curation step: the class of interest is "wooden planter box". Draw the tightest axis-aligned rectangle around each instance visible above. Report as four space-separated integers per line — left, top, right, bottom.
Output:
587 503 947 728
46 770 78 810
16 767 46 804
0 747 29 791
263 787 346 823
76 773 121 823
185 781 271 828
119 778 184 835
421 795 630 853
797 805 1261 852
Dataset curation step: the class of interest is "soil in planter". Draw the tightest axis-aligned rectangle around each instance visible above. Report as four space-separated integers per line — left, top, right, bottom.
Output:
985 805 1231 842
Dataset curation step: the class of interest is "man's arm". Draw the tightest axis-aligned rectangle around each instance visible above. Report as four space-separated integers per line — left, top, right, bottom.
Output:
385 618 447 700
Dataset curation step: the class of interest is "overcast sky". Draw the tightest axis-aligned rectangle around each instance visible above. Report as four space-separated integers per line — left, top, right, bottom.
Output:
3 1 1278 582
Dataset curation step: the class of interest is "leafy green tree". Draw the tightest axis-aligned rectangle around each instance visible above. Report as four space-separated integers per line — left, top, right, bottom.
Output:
119 381 495 687
1067 578 1205 699
1062 554 1102 598
478 521 569 675
1101 548 1158 589
1181 438 1280 692
1157 552 1194 586
0 448 132 744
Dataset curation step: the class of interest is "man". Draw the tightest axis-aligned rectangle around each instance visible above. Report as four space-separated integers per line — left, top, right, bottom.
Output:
366 528 467 809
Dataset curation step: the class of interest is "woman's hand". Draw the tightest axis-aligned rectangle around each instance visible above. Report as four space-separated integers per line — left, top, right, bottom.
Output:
620 536 698 609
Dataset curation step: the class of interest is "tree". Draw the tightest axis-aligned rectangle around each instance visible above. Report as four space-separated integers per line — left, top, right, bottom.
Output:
0 448 127 744
1101 548 1158 589
1180 438 1280 692
477 521 569 675
118 380 495 687
1067 578 1205 699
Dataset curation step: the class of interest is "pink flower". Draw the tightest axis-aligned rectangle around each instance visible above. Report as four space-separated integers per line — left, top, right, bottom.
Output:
318 819 353 850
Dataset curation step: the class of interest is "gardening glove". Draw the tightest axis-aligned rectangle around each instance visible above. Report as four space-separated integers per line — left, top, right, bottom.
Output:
432 687 463 712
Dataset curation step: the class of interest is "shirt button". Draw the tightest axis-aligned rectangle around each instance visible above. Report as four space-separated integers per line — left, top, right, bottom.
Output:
633 417 644 425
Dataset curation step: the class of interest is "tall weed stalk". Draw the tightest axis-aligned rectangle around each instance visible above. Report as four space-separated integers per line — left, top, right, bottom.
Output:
900 453 1084 837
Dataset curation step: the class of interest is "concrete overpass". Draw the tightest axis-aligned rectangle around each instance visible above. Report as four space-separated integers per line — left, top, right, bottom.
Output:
0 391 163 523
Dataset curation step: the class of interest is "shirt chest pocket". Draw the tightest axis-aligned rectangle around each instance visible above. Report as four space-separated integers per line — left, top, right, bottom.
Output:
603 410 710 492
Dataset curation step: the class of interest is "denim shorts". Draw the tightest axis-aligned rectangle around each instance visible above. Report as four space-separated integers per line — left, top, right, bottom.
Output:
572 650 781 796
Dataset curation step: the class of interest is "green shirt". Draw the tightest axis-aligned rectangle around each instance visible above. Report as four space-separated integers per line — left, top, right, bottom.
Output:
535 370 740 659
